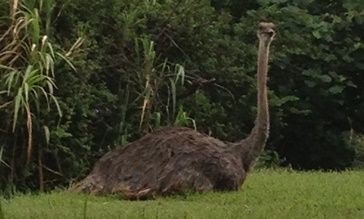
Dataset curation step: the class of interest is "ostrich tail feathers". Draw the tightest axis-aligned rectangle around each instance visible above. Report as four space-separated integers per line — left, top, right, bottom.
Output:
68 174 104 195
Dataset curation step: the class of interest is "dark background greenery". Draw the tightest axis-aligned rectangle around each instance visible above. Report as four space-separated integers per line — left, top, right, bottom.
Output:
1 0 363 194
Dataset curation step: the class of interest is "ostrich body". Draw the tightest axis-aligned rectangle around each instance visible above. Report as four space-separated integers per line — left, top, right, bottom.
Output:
69 22 276 199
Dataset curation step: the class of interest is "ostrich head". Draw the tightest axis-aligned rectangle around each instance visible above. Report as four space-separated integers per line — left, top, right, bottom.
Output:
257 22 275 43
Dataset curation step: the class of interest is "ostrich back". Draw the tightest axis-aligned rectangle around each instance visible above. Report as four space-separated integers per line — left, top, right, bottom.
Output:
69 126 246 199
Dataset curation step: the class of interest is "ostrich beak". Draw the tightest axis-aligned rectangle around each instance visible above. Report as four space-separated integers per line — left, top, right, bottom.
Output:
262 28 275 37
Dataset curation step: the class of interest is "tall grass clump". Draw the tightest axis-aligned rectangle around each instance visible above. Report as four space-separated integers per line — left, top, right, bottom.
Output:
0 0 82 195
117 36 196 146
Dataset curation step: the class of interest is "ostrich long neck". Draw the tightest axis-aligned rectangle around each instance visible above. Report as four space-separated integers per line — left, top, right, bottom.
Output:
256 40 271 133
235 38 272 170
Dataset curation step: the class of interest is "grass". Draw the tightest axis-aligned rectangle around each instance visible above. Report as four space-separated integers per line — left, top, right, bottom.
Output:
1 169 364 219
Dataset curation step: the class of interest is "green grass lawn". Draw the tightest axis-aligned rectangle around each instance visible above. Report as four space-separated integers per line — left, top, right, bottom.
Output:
1 169 364 219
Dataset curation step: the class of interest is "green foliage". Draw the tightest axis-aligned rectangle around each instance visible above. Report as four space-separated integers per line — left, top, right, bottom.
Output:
1 0 364 194
243 0 364 169
254 150 287 169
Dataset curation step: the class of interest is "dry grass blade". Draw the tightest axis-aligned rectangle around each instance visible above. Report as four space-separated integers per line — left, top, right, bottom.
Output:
0 101 12 109
65 37 84 57
140 75 152 129
11 0 19 18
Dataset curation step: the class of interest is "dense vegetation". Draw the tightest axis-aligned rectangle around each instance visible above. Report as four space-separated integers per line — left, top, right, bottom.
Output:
0 0 363 194
2 170 364 218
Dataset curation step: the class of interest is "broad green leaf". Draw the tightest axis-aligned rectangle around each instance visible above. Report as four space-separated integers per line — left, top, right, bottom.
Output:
312 30 321 39
54 127 72 138
319 74 332 83
328 86 344 94
346 80 357 88
304 80 316 88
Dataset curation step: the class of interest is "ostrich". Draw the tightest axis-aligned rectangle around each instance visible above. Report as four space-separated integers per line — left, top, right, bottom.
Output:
69 22 276 200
